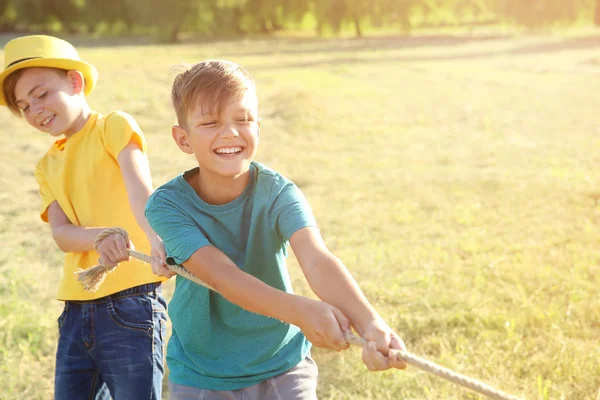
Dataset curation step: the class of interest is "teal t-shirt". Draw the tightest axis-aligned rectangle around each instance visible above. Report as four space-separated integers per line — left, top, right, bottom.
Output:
145 161 316 390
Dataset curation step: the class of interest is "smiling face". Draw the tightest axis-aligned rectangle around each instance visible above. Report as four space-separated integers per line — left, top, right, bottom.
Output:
173 88 260 181
13 67 88 138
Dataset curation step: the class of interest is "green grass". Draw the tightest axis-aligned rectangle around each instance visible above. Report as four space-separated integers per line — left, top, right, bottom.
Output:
1 32 600 399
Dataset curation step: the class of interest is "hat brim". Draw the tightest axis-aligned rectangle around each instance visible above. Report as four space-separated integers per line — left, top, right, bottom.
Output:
0 58 98 106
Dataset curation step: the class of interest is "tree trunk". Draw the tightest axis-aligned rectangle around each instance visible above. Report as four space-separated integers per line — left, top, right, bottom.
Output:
259 16 270 33
122 10 135 33
233 7 245 35
168 25 179 43
353 15 362 38
316 22 323 37
269 13 283 31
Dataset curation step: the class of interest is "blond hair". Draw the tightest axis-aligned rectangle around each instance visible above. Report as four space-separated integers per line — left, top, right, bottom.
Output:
171 60 255 127
3 67 69 116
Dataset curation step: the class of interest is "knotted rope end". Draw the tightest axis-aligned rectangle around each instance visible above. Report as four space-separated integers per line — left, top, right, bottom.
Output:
74 264 113 292
77 227 128 292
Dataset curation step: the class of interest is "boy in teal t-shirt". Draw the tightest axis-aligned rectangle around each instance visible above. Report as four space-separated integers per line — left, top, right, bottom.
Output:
145 60 407 399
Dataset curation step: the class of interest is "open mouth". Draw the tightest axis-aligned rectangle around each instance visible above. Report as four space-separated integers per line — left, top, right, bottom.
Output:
41 115 55 127
214 146 244 157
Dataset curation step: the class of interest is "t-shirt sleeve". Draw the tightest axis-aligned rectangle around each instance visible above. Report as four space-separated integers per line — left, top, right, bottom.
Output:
34 162 55 223
102 111 147 159
145 192 211 265
271 183 317 241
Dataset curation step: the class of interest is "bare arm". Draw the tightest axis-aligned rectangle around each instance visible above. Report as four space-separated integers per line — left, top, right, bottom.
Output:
291 226 407 370
181 245 350 350
48 200 102 252
290 226 380 335
47 201 131 267
118 140 170 275
117 140 158 242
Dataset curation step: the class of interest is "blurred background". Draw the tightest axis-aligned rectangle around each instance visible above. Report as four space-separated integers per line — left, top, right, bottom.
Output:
0 0 600 41
1 1 600 400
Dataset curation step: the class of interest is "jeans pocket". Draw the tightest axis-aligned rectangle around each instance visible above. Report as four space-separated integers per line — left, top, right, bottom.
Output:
57 302 69 330
107 294 153 335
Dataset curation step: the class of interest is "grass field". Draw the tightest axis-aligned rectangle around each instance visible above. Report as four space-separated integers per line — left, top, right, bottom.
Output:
1 32 599 399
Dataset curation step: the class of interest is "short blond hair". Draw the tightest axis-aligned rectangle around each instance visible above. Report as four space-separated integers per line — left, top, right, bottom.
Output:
171 60 255 127
3 67 68 116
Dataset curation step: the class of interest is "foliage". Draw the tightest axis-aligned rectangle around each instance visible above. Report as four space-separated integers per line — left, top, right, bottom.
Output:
0 0 598 39
125 0 200 41
491 0 581 27
83 0 133 33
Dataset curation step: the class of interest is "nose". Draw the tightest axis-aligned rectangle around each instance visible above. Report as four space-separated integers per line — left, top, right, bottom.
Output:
31 100 43 115
220 122 239 139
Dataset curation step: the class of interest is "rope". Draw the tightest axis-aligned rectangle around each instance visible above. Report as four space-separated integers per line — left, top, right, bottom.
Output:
75 228 523 400
345 332 521 400
75 227 215 292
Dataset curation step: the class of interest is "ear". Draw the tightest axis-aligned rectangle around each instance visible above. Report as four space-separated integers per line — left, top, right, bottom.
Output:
172 125 194 154
66 70 85 95
257 117 261 138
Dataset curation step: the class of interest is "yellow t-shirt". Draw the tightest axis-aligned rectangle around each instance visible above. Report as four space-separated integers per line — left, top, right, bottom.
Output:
34 110 164 301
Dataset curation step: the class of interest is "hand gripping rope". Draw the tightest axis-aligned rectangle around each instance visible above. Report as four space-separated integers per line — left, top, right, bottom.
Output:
75 228 523 400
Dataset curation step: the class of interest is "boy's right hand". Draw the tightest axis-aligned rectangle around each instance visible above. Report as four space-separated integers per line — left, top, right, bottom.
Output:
96 232 132 267
294 298 350 351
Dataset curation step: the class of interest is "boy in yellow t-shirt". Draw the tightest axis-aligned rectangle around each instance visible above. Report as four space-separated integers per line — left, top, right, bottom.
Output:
0 35 172 399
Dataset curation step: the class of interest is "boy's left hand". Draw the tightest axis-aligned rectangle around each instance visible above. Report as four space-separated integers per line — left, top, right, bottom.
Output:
361 318 407 371
150 236 176 278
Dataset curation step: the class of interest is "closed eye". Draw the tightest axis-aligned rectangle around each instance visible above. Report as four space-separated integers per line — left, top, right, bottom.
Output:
38 92 47 99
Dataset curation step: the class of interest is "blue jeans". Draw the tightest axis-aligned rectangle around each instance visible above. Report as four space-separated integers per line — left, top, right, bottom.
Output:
54 282 166 400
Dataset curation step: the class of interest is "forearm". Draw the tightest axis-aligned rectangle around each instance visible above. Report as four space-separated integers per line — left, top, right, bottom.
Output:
118 142 159 243
184 251 305 325
47 200 102 252
127 187 159 243
305 253 381 335
51 224 103 252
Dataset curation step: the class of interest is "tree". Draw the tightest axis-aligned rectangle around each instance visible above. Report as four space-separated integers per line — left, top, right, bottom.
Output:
346 0 371 37
125 0 198 42
84 0 134 33
44 0 81 33
489 0 579 28
313 0 347 36
12 0 47 28
242 0 281 33
312 0 419 37
0 0 14 31
281 0 310 24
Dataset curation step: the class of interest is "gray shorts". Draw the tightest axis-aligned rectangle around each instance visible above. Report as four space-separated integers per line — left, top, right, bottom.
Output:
168 355 319 400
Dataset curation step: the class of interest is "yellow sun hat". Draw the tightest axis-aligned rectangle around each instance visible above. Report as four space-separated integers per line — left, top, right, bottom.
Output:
0 35 98 106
